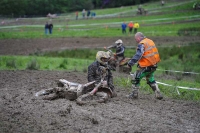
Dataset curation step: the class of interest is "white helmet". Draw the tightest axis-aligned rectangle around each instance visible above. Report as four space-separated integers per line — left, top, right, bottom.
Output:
96 51 111 65
115 39 123 48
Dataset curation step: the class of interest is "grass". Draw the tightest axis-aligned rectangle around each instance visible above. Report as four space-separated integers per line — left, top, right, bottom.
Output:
38 43 200 73
0 0 199 39
0 21 199 38
0 56 93 71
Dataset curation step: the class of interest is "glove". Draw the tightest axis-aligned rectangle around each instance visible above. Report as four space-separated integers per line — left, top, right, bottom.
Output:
99 66 107 74
127 63 132 68
102 81 108 87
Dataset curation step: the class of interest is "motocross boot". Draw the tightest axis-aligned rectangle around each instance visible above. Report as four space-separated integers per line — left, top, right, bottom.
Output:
127 85 139 99
150 83 163 100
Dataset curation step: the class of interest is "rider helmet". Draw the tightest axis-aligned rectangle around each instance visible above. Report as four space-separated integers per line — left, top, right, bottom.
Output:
96 51 111 65
115 39 123 48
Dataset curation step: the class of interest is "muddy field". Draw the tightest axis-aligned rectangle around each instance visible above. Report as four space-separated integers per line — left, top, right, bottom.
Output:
0 37 200 133
0 36 199 55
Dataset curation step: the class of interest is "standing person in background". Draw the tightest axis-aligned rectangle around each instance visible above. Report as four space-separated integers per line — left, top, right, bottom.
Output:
91 12 96 19
128 21 134 34
75 11 78 20
138 5 142 15
82 9 86 19
134 22 139 34
161 0 165 6
49 22 53 34
44 22 49 35
87 10 91 19
121 22 127 34
127 32 163 100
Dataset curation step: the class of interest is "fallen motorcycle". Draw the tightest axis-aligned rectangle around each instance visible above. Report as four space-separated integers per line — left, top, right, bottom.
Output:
35 79 95 100
35 67 114 104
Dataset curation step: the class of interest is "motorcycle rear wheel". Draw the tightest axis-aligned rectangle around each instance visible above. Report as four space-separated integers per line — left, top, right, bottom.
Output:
119 66 132 74
76 92 109 105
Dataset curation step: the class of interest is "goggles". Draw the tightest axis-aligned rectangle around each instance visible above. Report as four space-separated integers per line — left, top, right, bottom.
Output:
101 57 110 62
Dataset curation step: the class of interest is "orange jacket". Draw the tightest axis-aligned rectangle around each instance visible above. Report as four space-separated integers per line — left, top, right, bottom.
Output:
128 22 134 28
139 38 160 67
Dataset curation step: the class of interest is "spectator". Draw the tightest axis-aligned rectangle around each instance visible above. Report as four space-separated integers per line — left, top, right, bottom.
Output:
44 22 49 35
121 22 127 34
82 9 86 19
128 21 134 34
134 22 139 34
49 22 53 34
87 10 91 19
75 11 78 20
91 12 96 19
138 5 142 15
161 0 165 6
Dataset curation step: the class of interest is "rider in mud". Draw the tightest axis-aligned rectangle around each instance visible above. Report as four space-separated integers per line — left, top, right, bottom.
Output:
87 51 117 97
35 79 95 100
127 32 163 100
107 39 125 66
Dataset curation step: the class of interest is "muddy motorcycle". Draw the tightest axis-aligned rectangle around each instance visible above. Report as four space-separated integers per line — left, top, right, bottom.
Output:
35 79 95 100
76 66 113 105
105 48 132 74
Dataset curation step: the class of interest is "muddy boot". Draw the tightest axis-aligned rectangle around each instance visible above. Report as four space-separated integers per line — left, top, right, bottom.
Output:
127 85 139 99
112 90 117 97
150 83 163 100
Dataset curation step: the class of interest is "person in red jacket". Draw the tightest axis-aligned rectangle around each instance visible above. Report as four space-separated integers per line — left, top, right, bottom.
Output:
128 21 134 34
127 32 163 100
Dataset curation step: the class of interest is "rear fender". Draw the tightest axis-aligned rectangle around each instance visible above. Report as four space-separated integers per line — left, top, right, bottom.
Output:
119 58 131 66
98 87 112 97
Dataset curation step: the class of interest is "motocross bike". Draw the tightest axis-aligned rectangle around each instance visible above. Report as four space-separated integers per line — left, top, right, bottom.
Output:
104 47 132 74
76 66 113 105
35 79 95 100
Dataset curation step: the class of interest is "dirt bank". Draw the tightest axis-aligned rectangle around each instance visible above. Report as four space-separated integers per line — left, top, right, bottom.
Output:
0 36 199 55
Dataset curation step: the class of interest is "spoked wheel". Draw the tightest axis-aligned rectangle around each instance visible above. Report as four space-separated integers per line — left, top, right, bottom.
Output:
76 93 94 105
76 92 110 105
